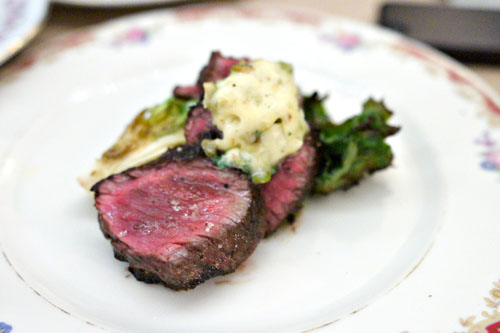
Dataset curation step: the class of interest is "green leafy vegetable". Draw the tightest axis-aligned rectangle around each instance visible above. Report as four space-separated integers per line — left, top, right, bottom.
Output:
302 92 331 128
303 93 400 194
78 97 196 190
103 97 197 160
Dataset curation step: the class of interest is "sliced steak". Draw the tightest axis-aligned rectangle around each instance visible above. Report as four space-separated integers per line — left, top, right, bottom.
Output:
173 51 241 100
183 100 319 234
197 51 241 84
173 84 203 101
177 51 318 236
184 105 221 144
92 146 264 290
261 134 318 235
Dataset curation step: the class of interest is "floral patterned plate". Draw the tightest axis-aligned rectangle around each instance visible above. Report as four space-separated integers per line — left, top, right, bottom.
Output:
0 0 48 65
1 3 500 332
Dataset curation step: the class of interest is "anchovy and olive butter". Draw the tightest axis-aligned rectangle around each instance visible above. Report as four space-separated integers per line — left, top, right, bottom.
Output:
201 60 309 183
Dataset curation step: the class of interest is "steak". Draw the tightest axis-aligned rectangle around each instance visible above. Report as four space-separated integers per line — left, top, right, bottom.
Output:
93 52 319 290
181 71 318 234
177 51 317 235
172 84 203 101
173 51 241 100
92 146 264 290
183 100 318 234
261 135 318 235
181 52 240 144
184 105 221 144
197 51 241 85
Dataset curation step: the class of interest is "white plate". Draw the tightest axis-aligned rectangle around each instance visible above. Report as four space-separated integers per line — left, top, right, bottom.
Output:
0 0 48 65
52 0 191 8
1 3 500 333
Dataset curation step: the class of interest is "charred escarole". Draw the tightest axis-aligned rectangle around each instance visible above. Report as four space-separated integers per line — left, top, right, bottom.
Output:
78 97 196 190
303 93 400 194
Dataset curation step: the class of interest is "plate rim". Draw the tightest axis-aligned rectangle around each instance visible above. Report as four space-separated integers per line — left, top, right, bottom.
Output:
1 2 500 332
0 0 49 65
51 0 193 8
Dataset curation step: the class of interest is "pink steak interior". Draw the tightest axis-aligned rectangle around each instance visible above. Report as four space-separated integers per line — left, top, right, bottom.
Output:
95 160 251 260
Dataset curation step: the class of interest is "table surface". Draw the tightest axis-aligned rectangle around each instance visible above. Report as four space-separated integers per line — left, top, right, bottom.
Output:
2 0 499 93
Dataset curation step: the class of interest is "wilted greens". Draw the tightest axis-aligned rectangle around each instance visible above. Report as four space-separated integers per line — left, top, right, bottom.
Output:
103 97 197 160
303 93 400 194
78 97 196 190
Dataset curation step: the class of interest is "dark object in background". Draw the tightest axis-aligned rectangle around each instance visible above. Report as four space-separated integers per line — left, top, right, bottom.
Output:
379 3 500 63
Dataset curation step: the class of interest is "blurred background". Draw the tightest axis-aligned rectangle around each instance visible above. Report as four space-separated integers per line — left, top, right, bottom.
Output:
1 0 499 91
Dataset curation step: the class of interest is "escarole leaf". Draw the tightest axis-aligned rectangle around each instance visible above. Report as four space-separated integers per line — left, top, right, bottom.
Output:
78 97 197 190
103 97 196 160
303 92 330 128
303 94 400 194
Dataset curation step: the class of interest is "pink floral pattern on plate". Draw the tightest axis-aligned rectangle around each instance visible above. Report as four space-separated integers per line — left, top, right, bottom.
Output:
475 131 500 172
319 31 361 50
111 27 148 47
460 279 500 332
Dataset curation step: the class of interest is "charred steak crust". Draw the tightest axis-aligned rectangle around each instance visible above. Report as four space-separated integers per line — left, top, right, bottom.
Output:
92 146 265 290
197 51 240 86
184 105 222 144
173 51 241 100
